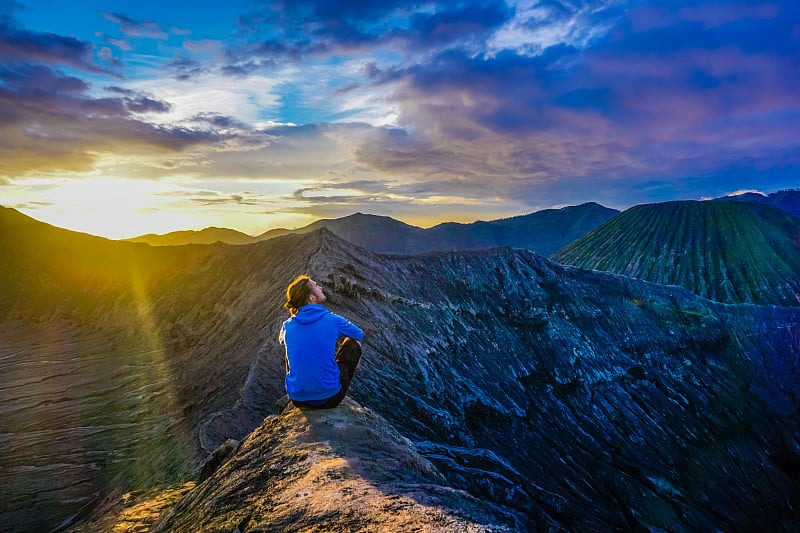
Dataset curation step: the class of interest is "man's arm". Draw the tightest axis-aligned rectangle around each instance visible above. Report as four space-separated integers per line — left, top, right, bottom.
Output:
335 314 364 342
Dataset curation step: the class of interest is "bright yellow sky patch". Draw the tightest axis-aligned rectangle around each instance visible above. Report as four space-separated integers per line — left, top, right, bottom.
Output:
13 178 209 240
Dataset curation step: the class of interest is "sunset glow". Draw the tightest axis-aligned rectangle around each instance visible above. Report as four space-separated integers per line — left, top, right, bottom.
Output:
12 178 208 239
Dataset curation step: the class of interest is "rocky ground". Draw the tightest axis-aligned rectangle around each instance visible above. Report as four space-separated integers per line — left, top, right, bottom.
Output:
74 399 532 532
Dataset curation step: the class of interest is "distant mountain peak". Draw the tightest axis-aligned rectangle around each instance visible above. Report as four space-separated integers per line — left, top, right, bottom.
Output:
124 203 618 254
719 188 800 220
125 226 255 246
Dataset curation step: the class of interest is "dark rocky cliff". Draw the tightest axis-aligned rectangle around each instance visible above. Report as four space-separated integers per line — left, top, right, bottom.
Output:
2 207 799 531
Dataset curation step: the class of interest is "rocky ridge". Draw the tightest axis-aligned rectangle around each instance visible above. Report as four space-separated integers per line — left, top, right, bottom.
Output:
155 398 528 532
126 226 255 246
71 399 533 532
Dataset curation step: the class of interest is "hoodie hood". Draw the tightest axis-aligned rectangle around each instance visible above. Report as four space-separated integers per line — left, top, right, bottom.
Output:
292 304 330 325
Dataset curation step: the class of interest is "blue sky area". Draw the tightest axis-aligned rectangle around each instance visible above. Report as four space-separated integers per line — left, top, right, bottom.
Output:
1 0 798 237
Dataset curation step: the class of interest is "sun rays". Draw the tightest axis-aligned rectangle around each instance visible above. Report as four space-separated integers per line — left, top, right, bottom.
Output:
125 262 193 487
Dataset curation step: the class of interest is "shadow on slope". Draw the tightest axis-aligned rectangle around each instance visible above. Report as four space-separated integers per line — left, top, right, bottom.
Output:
0 207 314 530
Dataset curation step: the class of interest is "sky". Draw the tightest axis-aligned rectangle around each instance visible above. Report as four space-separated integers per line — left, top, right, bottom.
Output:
0 0 798 239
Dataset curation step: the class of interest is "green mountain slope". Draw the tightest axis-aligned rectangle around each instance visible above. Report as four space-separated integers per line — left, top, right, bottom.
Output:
551 200 800 306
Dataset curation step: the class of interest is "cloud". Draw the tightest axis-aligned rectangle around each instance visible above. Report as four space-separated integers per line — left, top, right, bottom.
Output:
102 12 169 40
2 199 53 208
0 64 228 176
680 2 779 28
96 32 132 51
632 1 780 32
97 46 122 69
164 57 211 81
228 0 510 67
188 192 262 206
357 50 639 189
401 1 511 52
104 86 172 113
726 189 767 197
125 71 285 127
273 173 526 223
344 0 800 207
488 0 623 56
0 15 109 73
121 0 799 212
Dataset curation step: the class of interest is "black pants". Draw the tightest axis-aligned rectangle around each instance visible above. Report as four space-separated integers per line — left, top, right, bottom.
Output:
291 338 362 410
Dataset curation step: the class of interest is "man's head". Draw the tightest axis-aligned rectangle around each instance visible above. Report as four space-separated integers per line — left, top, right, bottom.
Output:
284 275 326 315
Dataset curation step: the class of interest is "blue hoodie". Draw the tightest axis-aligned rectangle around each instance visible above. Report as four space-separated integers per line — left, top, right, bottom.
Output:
279 304 364 402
